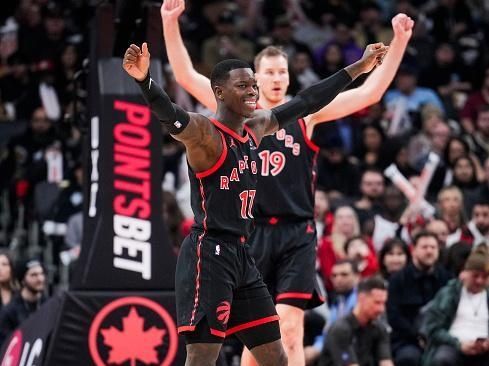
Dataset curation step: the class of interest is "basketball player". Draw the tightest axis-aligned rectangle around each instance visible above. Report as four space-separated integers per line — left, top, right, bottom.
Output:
161 1 414 364
123 41 386 365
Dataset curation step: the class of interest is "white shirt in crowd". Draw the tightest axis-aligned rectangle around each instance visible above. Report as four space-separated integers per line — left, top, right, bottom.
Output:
449 287 489 342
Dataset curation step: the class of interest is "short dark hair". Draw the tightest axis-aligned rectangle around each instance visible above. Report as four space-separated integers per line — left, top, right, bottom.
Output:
412 231 439 246
333 258 360 274
357 276 387 294
210 59 252 88
254 46 288 71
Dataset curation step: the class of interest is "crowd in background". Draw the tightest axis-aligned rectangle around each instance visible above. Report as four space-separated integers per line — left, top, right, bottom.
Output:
0 0 489 364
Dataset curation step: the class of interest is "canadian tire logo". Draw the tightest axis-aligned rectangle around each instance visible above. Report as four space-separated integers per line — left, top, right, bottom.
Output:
89 297 177 366
1 331 22 366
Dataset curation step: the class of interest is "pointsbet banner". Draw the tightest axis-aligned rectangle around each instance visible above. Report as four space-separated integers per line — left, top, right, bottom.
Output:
72 59 176 290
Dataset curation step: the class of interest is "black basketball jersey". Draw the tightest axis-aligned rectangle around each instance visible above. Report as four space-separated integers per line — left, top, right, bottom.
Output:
189 118 259 238
253 118 319 220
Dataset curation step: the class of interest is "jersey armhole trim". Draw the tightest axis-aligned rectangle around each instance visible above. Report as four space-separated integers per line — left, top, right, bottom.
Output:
298 118 320 153
195 130 228 179
244 124 259 147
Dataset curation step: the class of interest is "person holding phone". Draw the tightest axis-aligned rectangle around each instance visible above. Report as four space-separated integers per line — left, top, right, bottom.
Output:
421 245 489 366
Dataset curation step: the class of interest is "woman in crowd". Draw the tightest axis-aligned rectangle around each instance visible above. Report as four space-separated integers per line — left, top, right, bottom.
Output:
317 205 363 290
378 237 411 280
0 250 17 309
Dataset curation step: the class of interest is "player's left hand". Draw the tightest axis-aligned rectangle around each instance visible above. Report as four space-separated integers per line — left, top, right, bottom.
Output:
359 42 389 73
122 42 150 81
392 13 414 40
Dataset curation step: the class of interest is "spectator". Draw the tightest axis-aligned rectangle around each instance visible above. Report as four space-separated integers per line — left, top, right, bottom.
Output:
371 185 407 250
378 237 411 281
315 42 346 79
305 259 360 365
288 51 320 94
317 206 361 290
436 186 472 247
355 123 386 171
318 276 393 366
406 104 445 170
443 242 472 276
460 66 489 134
387 231 452 366
0 250 17 309
451 156 481 196
353 2 392 48
0 258 46 346
426 219 451 256
354 168 385 231
314 20 363 68
201 9 254 74
344 236 379 278
467 201 489 246
466 105 489 163
314 188 333 239
384 65 445 130
316 136 361 197
422 245 489 366
270 15 312 60
419 42 471 118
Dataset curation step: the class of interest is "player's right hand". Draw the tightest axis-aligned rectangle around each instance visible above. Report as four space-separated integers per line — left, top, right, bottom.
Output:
161 0 185 22
122 43 150 81
392 13 414 41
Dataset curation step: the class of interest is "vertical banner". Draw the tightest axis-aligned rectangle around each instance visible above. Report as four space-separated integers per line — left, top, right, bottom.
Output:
72 60 176 290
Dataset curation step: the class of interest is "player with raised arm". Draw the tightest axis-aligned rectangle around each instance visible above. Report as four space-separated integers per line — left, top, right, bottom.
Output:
123 39 385 365
161 1 413 365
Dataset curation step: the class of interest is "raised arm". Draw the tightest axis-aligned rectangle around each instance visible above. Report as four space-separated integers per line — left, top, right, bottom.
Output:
161 0 217 111
123 43 222 173
305 13 414 131
247 42 389 139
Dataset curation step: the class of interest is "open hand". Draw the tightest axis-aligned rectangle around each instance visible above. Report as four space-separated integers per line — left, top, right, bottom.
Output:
359 43 389 73
392 13 414 40
122 42 150 81
161 0 185 23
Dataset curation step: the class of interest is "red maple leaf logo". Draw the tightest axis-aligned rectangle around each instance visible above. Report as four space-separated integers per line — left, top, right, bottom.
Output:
216 301 231 325
101 307 166 365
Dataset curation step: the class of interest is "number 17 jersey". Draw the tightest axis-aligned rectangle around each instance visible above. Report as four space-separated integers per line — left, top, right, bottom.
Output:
188 118 259 238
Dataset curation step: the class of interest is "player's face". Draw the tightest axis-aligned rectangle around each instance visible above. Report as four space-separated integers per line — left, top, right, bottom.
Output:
255 55 289 105
221 68 258 117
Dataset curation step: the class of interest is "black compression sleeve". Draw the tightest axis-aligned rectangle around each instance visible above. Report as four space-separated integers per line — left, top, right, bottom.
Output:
271 69 352 128
136 73 190 135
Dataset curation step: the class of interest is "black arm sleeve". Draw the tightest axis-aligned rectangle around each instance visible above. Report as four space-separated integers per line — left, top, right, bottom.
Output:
136 73 190 135
271 69 352 128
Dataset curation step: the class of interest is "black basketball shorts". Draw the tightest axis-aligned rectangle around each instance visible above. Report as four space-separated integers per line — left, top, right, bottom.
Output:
175 231 281 349
248 219 325 309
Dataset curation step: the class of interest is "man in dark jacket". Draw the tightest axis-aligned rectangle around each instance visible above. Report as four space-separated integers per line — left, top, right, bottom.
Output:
0 258 46 346
422 245 489 366
387 231 452 366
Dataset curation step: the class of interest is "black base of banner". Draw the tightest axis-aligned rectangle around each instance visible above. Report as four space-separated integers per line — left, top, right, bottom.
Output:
0 291 186 366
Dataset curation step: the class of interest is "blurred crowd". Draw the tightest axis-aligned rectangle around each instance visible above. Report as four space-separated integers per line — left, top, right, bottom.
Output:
0 0 489 364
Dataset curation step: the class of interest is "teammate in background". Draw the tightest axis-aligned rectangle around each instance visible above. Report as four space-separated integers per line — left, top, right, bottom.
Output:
161 1 414 364
123 40 385 365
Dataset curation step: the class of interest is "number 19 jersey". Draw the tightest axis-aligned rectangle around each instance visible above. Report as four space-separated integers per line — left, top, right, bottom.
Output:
188 118 259 238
